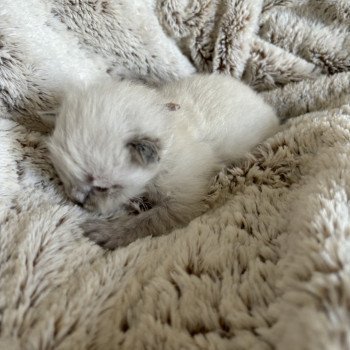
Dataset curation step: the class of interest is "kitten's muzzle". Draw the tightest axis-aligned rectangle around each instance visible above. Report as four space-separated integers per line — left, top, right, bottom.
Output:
71 198 84 207
69 188 89 207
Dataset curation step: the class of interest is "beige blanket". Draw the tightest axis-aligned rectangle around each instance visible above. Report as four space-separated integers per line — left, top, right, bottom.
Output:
1 0 350 349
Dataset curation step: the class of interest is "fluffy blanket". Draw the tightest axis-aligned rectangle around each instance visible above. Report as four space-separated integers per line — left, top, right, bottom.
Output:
1 0 350 349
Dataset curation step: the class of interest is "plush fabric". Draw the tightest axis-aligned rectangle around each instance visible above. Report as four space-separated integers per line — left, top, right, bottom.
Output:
1 0 350 349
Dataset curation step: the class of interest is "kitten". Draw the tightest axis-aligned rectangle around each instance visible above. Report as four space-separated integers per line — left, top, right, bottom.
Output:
48 74 280 249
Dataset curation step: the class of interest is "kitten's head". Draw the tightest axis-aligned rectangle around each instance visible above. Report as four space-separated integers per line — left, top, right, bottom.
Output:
48 80 171 216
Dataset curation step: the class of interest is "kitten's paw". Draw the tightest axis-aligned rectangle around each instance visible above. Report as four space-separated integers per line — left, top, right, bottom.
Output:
81 219 130 250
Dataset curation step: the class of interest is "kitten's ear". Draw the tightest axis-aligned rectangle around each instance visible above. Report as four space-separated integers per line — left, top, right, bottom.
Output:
165 102 180 111
37 110 58 132
128 138 161 166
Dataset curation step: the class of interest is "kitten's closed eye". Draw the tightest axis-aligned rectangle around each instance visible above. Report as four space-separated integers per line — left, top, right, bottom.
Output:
93 185 123 193
128 138 160 166
93 186 108 192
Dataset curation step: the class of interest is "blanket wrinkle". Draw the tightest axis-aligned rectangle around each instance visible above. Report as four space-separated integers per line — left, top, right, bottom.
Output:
1 0 350 349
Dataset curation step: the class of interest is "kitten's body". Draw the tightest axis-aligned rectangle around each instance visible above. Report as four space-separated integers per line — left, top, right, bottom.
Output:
48 74 280 248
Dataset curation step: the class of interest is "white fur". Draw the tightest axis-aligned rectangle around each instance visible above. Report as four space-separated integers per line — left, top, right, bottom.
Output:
48 78 167 212
48 74 280 248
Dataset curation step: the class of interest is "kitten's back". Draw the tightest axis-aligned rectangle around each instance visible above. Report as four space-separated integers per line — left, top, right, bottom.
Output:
160 74 279 162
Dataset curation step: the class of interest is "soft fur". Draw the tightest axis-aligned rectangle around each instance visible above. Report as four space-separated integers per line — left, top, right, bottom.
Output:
48 74 279 248
2 1 350 349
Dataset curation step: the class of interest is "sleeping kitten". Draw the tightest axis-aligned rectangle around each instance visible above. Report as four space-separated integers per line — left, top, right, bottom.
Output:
48 74 280 249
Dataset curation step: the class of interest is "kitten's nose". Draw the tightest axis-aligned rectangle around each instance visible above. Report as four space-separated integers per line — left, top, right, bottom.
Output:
71 198 84 207
70 189 88 207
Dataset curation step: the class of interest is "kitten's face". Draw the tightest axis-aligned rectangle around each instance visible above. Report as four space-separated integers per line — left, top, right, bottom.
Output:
49 135 161 216
47 80 169 216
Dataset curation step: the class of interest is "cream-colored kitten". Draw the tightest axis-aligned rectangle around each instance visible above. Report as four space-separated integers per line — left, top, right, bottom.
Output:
48 74 280 249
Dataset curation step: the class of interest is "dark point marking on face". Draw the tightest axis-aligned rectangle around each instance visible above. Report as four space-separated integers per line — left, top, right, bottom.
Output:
127 136 161 166
86 174 95 183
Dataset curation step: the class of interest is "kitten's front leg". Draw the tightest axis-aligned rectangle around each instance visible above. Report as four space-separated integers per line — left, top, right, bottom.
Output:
82 216 136 249
82 200 206 249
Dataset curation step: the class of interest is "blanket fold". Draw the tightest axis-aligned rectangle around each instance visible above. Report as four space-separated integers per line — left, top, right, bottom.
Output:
1 0 350 349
